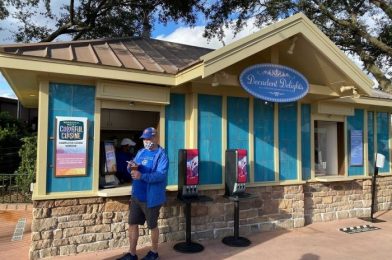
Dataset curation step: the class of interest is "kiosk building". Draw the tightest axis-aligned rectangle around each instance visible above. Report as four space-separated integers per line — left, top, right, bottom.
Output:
0 13 392 259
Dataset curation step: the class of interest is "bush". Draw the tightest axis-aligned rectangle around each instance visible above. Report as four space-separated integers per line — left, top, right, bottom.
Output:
16 135 37 193
0 111 27 173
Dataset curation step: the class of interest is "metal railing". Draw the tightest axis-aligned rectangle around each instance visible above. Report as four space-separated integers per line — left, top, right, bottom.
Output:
0 174 32 203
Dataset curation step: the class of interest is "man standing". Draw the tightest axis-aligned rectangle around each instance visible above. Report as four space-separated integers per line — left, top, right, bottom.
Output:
118 127 168 260
116 138 136 183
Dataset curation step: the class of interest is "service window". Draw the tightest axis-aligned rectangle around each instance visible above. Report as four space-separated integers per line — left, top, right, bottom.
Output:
314 120 345 176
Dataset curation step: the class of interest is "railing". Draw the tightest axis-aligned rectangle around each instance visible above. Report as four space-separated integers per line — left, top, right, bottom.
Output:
0 174 32 203
0 147 20 174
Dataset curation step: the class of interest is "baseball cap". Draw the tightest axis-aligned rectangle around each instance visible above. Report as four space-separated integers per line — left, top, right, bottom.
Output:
120 138 136 146
140 127 157 139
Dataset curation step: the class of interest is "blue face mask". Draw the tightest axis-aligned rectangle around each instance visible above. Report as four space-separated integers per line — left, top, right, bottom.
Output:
143 140 154 150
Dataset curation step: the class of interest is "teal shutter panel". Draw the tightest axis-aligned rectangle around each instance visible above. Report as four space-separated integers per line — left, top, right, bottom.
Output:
347 109 364 176
198 95 222 185
165 94 185 185
368 112 375 175
301 104 311 180
278 102 298 181
377 112 390 173
254 100 275 182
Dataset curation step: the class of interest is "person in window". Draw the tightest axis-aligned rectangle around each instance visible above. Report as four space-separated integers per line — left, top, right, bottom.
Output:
117 127 168 260
116 138 136 183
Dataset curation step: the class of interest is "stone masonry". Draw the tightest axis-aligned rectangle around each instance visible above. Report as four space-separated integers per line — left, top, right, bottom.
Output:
30 176 392 259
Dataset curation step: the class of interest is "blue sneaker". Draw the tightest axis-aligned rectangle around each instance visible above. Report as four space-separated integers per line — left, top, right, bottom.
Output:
117 252 138 260
141 251 159 260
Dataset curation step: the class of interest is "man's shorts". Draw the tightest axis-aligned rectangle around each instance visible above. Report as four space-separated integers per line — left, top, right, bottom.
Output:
128 197 161 229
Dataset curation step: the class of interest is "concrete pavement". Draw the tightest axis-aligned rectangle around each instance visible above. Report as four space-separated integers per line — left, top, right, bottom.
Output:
1 205 392 260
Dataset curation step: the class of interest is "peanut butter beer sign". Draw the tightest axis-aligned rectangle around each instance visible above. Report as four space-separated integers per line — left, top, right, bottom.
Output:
239 64 309 102
55 117 88 177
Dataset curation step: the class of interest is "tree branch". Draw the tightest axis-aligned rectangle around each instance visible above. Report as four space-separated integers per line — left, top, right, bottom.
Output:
370 0 392 20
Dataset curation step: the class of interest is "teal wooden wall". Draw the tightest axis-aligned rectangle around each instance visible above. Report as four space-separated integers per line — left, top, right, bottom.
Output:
47 83 95 192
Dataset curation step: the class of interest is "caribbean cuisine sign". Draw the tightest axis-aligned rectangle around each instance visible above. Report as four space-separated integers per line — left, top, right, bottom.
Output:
239 64 309 102
55 116 88 177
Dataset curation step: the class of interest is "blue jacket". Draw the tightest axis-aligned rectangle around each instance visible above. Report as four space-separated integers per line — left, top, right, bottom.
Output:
131 146 168 208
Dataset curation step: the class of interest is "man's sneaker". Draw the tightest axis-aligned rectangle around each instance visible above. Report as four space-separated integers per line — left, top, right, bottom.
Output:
117 252 138 260
141 250 159 260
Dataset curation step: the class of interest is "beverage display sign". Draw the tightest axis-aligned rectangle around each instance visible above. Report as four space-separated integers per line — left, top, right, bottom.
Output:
239 64 309 102
55 116 88 177
186 149 199 185
104 141 117 173
237 149 247 183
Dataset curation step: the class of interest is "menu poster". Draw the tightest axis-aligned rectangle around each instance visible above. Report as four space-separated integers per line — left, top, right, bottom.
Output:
55 117 88 177
350 130 363 166
237 149 247 183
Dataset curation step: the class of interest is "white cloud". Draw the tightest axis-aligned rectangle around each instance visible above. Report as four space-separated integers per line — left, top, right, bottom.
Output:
156 17 260 49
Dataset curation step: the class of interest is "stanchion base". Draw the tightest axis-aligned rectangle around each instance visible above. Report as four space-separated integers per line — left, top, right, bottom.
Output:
173 241 204 253
222 236 251 247
358 217 386 223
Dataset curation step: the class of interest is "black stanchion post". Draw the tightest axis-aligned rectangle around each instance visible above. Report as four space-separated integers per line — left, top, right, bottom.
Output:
370 166 378 220
359 153 386 223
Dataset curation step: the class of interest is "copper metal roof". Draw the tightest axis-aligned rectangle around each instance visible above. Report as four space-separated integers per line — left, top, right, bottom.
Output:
0 37 213 74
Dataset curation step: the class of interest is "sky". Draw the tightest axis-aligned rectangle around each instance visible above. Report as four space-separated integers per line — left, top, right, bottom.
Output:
0 2 380 99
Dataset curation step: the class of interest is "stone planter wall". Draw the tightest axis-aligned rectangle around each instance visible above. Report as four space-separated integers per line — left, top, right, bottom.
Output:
29 176 392 259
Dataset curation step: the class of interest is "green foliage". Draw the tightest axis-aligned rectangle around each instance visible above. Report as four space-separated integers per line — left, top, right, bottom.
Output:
0 112 27 173
16 135 37 193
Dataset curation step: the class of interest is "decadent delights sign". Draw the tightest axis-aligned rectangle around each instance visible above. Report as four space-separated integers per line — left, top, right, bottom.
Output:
55 116 88 177
239 64 309 102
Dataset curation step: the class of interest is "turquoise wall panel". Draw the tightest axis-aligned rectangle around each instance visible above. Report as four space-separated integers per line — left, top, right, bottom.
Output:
227 97 249 179
254 99 275 182
347 109 364 176
301 104 311 180
278 102 298 180
47 83 95 192
198 95 222 185
165 94 185 185
368 112 375 175
377 112 390 173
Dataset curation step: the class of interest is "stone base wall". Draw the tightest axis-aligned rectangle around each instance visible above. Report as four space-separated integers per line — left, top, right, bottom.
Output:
30 176 392 259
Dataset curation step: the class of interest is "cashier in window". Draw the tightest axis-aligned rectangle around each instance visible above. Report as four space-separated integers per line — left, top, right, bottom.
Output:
116 138 136 183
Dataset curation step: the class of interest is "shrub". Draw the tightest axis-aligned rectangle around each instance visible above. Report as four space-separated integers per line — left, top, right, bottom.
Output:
16 135 37 193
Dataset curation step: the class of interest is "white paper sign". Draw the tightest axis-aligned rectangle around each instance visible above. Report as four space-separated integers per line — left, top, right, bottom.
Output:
376 153 385 168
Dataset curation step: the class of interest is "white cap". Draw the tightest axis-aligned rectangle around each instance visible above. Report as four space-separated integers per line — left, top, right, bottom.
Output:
120 138 136 146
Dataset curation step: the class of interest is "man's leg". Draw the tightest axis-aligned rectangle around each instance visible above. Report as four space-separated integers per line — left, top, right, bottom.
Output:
150 227 159 253
129 224 139 255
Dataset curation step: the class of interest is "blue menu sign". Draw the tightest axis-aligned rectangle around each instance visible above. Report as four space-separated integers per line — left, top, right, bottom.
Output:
239 64 309 102
350 130 363 166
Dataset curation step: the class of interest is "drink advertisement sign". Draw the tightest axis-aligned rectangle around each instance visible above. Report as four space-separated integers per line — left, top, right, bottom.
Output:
55 116 88 177
237 149 247 183
239 64 309 102
186 149 199 185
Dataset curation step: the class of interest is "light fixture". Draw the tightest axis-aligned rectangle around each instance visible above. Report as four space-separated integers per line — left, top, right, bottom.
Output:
340 85 360 99
211 73 219 87
287 36 298 55
129 101 135 106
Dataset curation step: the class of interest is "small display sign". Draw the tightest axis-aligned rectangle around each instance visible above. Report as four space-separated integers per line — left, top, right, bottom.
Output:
239 64 309 102
104 141 117 173
186 149 199 185
55 116 88 177
350 130 363 166
237 149 247 183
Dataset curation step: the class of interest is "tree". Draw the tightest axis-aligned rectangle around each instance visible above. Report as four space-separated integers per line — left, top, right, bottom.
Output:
3 0 204 42
203 0 392 92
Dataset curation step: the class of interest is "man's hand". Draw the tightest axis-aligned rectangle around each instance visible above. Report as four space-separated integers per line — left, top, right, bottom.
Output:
131 170 141 180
